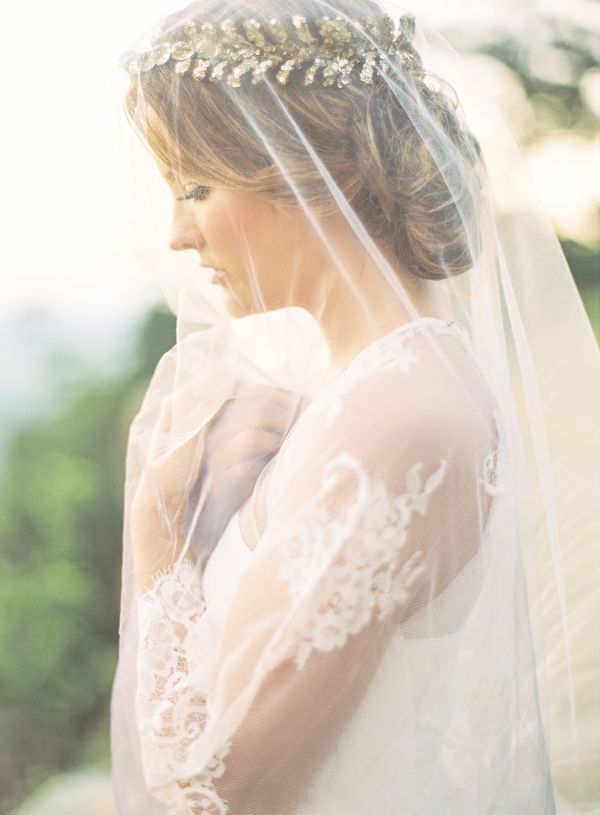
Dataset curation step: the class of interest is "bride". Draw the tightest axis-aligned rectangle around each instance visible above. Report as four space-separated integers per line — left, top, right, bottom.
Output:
110 1 599 812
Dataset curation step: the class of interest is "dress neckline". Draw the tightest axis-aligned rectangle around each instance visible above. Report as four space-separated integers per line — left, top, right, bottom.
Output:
319 316 470 391
372 315 467 348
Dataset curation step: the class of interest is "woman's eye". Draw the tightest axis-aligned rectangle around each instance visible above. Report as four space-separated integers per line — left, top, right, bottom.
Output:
176 183 210 202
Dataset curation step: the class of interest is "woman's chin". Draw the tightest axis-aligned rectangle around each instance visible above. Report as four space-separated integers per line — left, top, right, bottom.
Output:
218 279 278 317
221 285 250 317
225 295 279 319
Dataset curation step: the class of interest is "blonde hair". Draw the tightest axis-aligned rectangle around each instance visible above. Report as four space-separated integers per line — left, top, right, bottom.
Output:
125 0 483 279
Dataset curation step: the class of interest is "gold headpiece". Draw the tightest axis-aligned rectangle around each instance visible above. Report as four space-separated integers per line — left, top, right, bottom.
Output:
121 13 421 89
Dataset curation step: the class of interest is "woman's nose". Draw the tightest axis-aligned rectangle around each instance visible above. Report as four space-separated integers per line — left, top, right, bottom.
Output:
169 204 205 252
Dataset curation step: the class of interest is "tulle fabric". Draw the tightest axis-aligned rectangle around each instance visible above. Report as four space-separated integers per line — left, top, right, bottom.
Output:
111 2 600 812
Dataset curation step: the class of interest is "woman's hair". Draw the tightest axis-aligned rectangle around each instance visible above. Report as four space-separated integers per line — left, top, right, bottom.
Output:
125 0 484 279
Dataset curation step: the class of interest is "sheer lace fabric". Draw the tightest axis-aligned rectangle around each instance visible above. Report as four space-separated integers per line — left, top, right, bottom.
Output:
124 319 554 814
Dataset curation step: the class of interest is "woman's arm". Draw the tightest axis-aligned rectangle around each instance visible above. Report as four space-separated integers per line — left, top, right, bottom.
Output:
129 384 305 593
133 365 495 814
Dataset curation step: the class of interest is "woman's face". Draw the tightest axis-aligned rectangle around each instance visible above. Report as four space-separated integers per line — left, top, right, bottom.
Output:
153 155 444 373
162 162 318 317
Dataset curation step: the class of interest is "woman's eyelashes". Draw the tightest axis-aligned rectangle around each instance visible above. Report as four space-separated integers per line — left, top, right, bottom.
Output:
176 183 210 202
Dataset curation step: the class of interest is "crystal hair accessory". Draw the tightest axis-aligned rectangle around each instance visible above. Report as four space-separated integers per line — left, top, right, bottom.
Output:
120 13 422 88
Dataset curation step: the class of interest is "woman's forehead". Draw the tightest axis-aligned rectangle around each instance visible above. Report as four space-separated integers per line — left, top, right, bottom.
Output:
153 154 184 184
160 164 206 185
144 108 180 179
152 154 175 182
145 105 211 184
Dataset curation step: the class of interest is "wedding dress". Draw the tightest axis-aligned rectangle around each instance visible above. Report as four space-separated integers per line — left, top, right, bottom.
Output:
111 314 555 813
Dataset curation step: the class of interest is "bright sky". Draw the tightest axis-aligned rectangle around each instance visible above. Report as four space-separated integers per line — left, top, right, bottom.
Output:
0 0 597 330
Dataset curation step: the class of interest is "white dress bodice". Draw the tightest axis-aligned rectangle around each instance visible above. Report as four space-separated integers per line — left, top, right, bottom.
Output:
200 493 552 814
119 317 555 815
202 509 251 614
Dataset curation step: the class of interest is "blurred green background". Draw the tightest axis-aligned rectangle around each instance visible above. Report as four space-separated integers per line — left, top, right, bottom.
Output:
1 13 598 815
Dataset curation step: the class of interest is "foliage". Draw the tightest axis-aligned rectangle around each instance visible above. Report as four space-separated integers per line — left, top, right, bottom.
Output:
561 239 600 338
0 306 175 813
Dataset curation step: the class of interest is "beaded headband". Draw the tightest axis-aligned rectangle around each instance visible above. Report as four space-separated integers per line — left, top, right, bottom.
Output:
121 13 422 89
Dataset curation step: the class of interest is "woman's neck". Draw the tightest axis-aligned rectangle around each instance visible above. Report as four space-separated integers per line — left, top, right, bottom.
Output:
309 242 451 374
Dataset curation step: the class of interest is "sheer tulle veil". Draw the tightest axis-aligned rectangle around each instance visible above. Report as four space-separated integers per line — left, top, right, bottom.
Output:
111 1 599 812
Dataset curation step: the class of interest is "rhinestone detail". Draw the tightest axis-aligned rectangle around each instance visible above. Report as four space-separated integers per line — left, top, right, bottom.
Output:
120 13 423 89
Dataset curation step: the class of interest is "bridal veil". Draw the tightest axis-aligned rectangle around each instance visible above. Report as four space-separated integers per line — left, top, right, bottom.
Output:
111 2 600 812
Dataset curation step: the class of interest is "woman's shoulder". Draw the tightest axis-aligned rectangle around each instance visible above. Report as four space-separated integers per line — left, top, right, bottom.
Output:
270 319 497 495
308 320 492 435
339 317 473 382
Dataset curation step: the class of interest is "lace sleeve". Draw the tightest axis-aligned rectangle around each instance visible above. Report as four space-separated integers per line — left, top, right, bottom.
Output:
133 355 499 815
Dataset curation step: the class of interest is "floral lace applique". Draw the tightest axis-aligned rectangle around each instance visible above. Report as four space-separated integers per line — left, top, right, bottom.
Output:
324 341 419 427
478 409 514 499
267 451 448 670
136 559 232 814
323 319 471 427
164 738 233 815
